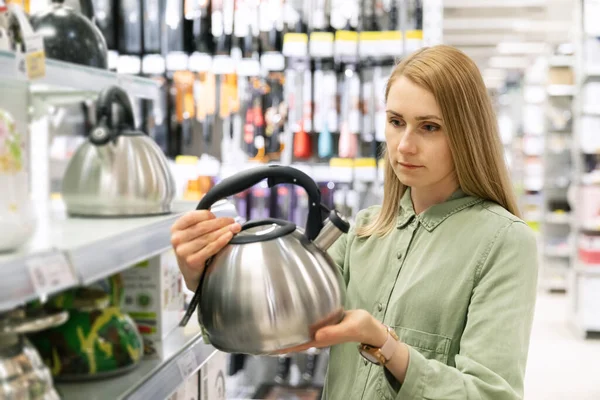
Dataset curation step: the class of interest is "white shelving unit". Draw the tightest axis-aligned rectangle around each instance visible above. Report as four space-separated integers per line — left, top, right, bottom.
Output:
567 0 600 337
0 200 237 313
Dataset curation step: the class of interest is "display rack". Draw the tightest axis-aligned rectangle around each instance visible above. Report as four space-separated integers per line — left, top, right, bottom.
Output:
0 200 237 313
567 0 600 338
540 53 576 293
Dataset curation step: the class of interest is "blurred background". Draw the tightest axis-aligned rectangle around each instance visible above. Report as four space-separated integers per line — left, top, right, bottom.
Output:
0 0 599 399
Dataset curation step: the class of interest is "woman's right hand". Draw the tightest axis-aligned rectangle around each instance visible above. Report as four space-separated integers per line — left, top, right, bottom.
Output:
171 210 242 291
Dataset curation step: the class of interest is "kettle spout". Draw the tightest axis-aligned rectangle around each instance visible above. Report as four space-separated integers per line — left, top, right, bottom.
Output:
313 210 350 251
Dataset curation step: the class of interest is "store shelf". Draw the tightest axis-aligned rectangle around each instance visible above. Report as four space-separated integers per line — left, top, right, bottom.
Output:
544 246 571 258
547 85 576 97
545 213 572 224
0 50 159 101
57 316 218 400
550 55 574 67
0 201 237 312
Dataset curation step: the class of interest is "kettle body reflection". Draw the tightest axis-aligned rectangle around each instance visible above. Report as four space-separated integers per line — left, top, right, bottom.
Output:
180 166 350 355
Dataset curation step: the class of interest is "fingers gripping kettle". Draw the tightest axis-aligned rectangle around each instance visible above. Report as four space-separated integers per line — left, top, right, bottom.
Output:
180 166 350 355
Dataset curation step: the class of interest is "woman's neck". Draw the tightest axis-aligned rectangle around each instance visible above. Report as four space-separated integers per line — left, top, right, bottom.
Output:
410 176 460 215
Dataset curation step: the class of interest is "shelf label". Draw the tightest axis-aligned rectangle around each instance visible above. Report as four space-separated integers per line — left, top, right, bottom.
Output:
9 3 46 79
283 33 308 57
177 349 198 379
309 32 334 58
26 252 77 299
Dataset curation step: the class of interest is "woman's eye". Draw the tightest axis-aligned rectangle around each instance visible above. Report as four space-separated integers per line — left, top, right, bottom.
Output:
422 124 439 132
389 119 403 128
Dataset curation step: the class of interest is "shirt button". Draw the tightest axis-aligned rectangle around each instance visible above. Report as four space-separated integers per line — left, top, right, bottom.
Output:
397 251 403 260
377 303 384 312
364 359 368 366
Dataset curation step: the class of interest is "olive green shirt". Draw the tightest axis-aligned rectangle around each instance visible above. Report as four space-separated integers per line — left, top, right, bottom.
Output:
324 188 538 400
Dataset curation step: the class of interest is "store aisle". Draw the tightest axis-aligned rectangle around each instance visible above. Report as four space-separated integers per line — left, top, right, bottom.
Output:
525 291 600 400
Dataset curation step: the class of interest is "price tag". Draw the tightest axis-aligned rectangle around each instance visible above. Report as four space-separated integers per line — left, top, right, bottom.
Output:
334 30 358 57
282 33 308 57
260 52 285 72
9 3 46 80
26 252 77 298
358 31 382 57
166 52 189 72
212 55 235 74
142 54 166 75
405 30 423 53
309 32 334 58
117 55 142 75
236 58 261 77
189 52 213 72
176 349 198 379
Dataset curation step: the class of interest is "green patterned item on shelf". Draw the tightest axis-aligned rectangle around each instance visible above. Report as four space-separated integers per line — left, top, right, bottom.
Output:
0 108 24 174
29 288 143 381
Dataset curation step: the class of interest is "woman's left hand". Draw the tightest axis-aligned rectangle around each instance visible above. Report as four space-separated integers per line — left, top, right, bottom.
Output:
275 310 389 354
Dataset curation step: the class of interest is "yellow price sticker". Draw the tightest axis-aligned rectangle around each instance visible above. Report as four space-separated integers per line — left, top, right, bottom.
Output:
283 33 308 44
405 30 424 40
24 50 46 80
359 31 383 41
310 32 334 43
335 30 359 42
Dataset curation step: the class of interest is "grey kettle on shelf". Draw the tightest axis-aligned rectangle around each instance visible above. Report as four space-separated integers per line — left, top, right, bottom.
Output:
180 165 350 355
61 86 176 217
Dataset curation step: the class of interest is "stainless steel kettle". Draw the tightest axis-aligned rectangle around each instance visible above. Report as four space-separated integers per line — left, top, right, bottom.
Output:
62 86 176 217
180 166 350 355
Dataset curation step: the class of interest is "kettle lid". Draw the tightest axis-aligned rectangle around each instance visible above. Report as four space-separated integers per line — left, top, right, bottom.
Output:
229 218 296 245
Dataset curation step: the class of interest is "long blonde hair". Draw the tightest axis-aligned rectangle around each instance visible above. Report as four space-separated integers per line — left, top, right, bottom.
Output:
357 45 520 237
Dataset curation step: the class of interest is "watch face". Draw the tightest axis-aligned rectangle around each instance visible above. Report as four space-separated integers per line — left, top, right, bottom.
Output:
360 348 381 364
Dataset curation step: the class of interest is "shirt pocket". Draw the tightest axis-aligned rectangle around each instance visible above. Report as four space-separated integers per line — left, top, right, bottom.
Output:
376 326 452 400
394 326 452 364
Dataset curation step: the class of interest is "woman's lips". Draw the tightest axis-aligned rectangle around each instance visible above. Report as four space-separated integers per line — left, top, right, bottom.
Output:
398 162 423 170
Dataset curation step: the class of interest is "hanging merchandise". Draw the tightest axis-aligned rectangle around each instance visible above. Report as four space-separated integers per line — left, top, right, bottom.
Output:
293 65 312 159
258 0 283 54
235 0 259 58
173 70 197 154
361 64 375 144
92 0 117 50
164 0 194 54
338 64 359 158
374 64 391 143
116 0 142 55
264 72 287 157
212 0 234 55
0 308 67 399
330 0 358 31
142 0 162 54
30 0 108 68
405 0 423 53
218 72 240 162
315 59 336 159
62 86 176 217
0 85 35 253
29 287 144 381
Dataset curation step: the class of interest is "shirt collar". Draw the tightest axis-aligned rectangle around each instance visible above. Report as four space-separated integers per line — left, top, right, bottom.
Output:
397 187 483 231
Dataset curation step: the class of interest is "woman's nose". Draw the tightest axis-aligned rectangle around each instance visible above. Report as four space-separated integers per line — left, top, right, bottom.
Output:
397 130 417 155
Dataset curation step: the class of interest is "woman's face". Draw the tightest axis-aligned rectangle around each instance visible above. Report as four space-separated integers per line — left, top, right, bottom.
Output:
384 76 456 191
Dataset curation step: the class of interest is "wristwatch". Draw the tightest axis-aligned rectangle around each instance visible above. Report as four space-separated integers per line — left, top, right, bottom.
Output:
358 325 399 366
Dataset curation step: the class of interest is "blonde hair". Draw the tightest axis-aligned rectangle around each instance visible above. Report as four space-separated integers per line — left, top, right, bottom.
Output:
357 45 521 237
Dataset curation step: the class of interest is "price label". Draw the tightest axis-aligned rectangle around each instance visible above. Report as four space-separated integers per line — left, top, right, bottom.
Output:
309 32 334 58
26 252 77 298
9 3 46 80
189 53 213 73
176 349 198 379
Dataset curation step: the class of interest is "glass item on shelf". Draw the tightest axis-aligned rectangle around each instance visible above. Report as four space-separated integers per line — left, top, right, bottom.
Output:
0 107 35 253
0 309 67 400
29 287 144 381
30 0 108 68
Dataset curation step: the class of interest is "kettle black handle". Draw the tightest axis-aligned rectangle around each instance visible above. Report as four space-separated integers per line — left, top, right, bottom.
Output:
197 165 323 241
96 86 136 131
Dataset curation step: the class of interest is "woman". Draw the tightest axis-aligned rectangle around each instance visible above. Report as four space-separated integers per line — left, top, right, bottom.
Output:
171 45 538 399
